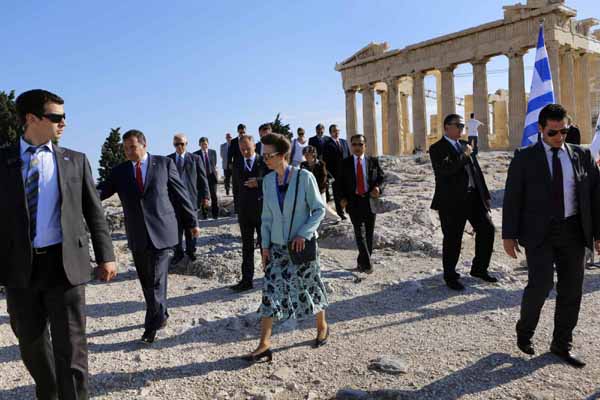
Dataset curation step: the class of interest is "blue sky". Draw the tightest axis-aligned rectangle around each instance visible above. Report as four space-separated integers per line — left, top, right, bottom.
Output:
2 0 597 174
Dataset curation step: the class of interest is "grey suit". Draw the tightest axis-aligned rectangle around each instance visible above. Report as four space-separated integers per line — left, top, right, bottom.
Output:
220 142 232 195
0 141 115 400
100 154 197 330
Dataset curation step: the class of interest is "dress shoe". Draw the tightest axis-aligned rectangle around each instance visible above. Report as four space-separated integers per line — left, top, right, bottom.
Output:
550 346 586 368
141 329 157 344
240 348 273 363
361 267 373 274
170 253 184 265
315 326 330 348
230 281 253 292
446 280 465 291
517 339 535 355
470 271 498 283
186 253 197 262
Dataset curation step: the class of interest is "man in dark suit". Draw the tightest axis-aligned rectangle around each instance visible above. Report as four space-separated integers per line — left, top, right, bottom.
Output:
99 129 199 344
0 89 116 399
565 115 581 145
231 135 269 292
429 113 496 291
168 133 209 263
308 123 326 160
503 104 600 367
220 132 232 195
322 124 350 220
254 123 272 157
337 134 384 273
227 123 247 214
195 136 219 219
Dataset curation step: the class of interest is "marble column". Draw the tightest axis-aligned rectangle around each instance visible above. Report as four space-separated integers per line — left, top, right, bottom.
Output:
575 52 593 143
345 89 358 136
386 78 401 155
412 72 427 152
362 84 378 156
400 92 411 153
433 70 443 138
440 65 456 118
546 41 561 103
560 47 576 118
508 50 527 149
379 90 389 155
472 58 490 150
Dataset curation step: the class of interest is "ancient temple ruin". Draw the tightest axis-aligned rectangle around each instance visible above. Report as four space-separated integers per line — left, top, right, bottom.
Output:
336 0 600 155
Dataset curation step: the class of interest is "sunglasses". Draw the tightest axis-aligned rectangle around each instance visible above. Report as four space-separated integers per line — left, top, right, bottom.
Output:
351 142 365 147
263 152 280 160
448 123 465 130
41 113 66 123
547 128 569 137
174 142 186 147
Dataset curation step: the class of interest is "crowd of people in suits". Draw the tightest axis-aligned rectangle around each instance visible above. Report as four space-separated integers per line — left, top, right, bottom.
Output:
1 89 597 399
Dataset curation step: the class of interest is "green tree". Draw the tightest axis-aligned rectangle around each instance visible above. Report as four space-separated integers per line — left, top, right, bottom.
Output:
0 90 21 146
272 113 293 140
98 127 126 185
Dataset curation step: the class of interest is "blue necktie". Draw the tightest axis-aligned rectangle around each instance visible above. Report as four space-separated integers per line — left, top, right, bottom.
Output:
25 146 41 241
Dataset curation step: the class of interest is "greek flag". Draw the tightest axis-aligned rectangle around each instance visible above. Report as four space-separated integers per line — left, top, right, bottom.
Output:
588 111 600 161
521 23 555 146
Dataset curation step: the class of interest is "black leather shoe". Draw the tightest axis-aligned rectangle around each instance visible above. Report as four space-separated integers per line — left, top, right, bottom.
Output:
186 253 197 262
240 348 273 363
315 326 330 348
470 271 498 283
550 346 586 368
141 329 157 344
517 339 535 355
446 280 465 291
230 281 253 292
171 253 184 265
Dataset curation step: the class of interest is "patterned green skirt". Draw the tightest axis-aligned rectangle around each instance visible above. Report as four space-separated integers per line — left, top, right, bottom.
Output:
258 243 329 321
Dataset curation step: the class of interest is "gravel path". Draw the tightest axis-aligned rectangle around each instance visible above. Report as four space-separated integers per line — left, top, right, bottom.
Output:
2 152 600 399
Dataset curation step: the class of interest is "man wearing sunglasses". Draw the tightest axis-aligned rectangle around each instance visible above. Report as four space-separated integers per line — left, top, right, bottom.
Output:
503 103 600 367
167 133 209 264
337 134 384 273
0 89 117 399
430 114 496 291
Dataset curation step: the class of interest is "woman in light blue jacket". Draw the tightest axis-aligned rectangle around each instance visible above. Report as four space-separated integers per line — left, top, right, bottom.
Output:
242 133 328 363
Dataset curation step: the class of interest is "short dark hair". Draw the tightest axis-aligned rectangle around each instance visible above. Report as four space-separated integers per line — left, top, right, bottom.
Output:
261 133 291 155
16 89 64 125
303 145 316 155
328 124 338 134
239 134 255 143
470 113 474 118
122 129 147 145
199 137 209 144
538 104 567 128
350 134 366 143
237 123 246 131
297 127 305 135
259 123 272 132
443 114 462 127
316 123 324 130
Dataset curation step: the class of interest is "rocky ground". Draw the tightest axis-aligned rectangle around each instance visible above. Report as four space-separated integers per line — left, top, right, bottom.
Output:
2 152 600 399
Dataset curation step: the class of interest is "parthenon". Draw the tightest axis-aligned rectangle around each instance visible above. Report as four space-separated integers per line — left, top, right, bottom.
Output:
336 0 600 155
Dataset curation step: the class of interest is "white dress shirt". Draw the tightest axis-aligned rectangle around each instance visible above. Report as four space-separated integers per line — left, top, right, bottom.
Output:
541 141 577 218
131 153 149 185
444 135 475 189
353 154 369 194
20 137 62 248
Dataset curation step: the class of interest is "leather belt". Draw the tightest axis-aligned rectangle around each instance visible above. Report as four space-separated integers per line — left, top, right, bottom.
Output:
33 244 61 255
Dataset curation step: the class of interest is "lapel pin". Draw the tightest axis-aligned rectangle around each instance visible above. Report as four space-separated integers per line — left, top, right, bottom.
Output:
63 156 70 161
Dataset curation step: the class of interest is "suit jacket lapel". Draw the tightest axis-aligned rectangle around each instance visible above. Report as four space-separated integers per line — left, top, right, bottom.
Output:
143 154 155 194
535 141 552 187
53 144 67 201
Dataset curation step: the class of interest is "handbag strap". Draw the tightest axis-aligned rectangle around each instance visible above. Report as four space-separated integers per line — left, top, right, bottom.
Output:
287 167 301 241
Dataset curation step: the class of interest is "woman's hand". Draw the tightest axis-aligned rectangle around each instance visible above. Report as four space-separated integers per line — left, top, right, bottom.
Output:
291 236 305 252
262 248 270 271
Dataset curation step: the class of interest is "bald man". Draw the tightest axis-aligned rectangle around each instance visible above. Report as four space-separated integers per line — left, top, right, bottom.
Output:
167 133 209 263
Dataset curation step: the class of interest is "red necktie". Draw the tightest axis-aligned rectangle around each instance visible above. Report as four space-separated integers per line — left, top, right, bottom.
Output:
135 161 144 192
356 157 366 195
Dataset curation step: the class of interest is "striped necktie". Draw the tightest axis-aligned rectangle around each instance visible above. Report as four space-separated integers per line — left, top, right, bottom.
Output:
25 146 41 241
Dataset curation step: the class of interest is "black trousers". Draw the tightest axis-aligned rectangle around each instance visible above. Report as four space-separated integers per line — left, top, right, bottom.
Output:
174 214 196 256
238 214 262 283
224 168 232 195
438 190 495 282
6 245 88 400
467 136 479 156
232 169 240 214
348 196 376 270
202 180 219 218
332 179 346 218
132 247 170 331
517 216 585 350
